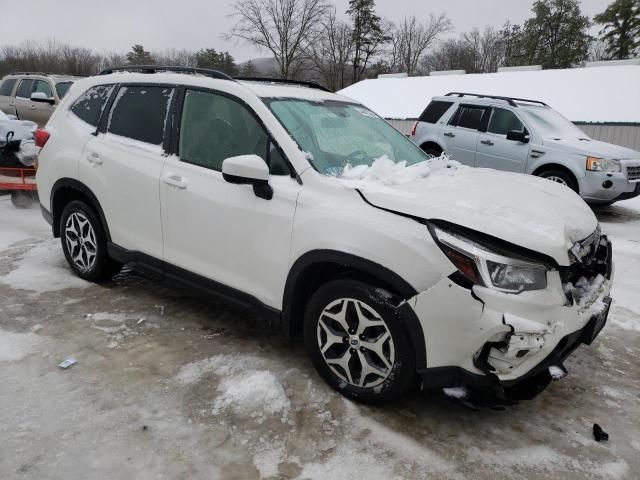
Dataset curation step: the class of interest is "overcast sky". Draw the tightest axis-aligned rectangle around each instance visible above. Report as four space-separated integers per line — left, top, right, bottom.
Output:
0 0 611 62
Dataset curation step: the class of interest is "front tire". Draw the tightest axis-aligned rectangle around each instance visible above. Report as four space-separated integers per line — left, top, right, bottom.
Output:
60 200 122 282
304 279 417 403
537 169 579 193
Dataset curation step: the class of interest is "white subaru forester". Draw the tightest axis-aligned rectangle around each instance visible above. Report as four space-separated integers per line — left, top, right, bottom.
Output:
35 67 613 403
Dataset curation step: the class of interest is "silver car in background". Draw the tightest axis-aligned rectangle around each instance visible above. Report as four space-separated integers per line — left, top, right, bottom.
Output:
410 92 640 206
0 72 78 127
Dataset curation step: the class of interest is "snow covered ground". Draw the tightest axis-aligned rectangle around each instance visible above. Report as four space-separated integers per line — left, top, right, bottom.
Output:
1 194 639 479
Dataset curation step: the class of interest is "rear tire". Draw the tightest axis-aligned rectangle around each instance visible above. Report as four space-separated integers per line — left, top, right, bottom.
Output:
421 145 443 158
303 279 417 403
537 169 579 193
59 200 122 282
11 191 34 209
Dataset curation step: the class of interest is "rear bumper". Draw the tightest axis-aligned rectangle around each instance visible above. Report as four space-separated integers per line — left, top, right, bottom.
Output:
418 297 611 400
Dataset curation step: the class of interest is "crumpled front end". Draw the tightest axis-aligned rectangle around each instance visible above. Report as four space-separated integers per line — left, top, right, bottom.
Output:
409 231 613 400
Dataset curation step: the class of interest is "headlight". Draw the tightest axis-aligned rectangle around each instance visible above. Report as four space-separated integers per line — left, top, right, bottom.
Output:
586 156 621 172
431 227 548 293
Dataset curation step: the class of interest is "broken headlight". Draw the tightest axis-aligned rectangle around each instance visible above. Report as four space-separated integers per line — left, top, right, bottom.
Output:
431 226 548 293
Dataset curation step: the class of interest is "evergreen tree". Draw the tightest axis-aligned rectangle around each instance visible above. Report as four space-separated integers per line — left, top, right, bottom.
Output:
347 0 386 82
595 0 640 59
240 60 257 77
504 0 591 68
126 44 154 65
194 48 238 75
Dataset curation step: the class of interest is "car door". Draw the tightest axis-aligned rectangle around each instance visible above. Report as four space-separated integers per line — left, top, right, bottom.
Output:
475 107 531 173
14 79 34 120
160 88 300 309
30 80 56 127
80 84 172 260
439 104 488 166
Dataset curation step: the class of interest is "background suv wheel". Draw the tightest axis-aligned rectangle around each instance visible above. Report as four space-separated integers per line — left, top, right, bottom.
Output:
537 168 579 193
60 200 122 282
304 279 416 403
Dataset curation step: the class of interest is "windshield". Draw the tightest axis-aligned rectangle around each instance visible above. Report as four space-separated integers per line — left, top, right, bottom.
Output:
265 98 428 175
521 105 588 140
55 81 73 99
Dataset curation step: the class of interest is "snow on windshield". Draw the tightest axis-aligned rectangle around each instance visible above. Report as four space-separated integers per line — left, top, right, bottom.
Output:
522 105 588 139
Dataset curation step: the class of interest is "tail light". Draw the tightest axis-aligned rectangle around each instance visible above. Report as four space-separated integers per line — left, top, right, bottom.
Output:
410 122 418 137
35 129 50 148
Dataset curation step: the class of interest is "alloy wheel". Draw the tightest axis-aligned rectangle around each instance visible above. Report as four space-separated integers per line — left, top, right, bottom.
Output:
316 298 395 388
545 175 568 186
64 212 98 272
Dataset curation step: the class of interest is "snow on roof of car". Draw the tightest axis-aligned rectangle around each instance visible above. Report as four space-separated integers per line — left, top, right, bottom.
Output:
337 65 640 124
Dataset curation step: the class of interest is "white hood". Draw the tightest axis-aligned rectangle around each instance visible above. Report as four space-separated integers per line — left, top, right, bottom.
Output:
351 165 598 266
543 137 640 160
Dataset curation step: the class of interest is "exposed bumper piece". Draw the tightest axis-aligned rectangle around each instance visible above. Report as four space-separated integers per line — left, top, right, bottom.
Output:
409 234 613 400
419 297 611 400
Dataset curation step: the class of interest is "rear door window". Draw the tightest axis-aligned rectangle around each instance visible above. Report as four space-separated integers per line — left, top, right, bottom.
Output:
0 78 17 96
107 86 174 145
33 80 53 98
488 108 525 135
455 106 486 130
419 100 453 124
16 79 35 99
70 84 115 127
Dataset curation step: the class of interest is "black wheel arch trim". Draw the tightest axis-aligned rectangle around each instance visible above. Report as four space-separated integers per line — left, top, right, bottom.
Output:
282 249 426 370
50 178 111 240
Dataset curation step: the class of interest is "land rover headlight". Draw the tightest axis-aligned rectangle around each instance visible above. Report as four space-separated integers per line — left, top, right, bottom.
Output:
586 156 621 173
431 226 548 293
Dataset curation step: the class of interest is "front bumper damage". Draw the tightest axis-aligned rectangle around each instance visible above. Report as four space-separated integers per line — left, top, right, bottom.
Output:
409 233 613 400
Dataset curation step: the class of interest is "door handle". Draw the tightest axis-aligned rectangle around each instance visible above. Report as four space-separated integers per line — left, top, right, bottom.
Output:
480 140 494 146
163 174 188 189
9 102 15 106
30 105 37 109
444 132 455 138
86 152 103 165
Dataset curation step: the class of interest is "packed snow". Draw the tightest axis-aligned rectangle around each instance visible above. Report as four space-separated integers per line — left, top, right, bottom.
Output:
0 329 40 362
338 65 640 123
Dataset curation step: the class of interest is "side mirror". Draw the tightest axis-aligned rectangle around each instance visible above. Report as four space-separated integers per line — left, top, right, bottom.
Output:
30 92 55 105
506 130 530 143
222 154 273 200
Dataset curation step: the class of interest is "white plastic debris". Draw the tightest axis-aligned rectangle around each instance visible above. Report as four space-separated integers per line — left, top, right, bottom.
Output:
548 365 567 380
443 387 468 399
137 317 145 325
58 358 78 369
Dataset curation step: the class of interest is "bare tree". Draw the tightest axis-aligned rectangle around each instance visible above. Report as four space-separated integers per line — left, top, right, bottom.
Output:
309 9 355 90
227 0 330 79
392 14 452 76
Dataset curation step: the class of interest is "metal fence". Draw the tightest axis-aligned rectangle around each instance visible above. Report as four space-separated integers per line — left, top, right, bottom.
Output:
387 120 640 152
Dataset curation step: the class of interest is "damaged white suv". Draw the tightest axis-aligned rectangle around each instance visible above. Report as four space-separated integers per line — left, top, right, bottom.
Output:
36 67 613 403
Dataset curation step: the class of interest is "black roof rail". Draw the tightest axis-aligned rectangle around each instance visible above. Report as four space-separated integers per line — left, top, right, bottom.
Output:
98 65 234 81
234 76 331 93
445 92 548 107
9 71 55 76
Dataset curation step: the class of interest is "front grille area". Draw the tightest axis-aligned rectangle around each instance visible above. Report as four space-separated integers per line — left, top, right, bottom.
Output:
560 234 612 290
628 165 640 181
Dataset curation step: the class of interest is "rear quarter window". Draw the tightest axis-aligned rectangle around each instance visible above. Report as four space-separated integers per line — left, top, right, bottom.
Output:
106 86 174 145
70 84 115 127
0 78 17 96
419 101 453 124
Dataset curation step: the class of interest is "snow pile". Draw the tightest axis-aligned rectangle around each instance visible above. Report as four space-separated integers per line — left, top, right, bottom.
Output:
338 154 459 188
212 370 290 420
0 329 40 362
0 117 38 167
0 239 90 293
176 355 291 422
563 274 606 311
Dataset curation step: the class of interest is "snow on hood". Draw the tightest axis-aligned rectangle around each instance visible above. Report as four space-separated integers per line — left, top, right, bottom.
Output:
543 137 640 160
338 158 597 265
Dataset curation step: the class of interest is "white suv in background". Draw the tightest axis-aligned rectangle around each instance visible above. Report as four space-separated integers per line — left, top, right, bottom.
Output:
410 92 640 206
36 67 613 403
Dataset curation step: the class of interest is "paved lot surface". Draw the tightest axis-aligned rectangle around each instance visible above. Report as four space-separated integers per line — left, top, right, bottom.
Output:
1 195 639 480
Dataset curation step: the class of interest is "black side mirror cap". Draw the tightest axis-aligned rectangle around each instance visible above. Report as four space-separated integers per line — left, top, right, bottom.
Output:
506 130 530 143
